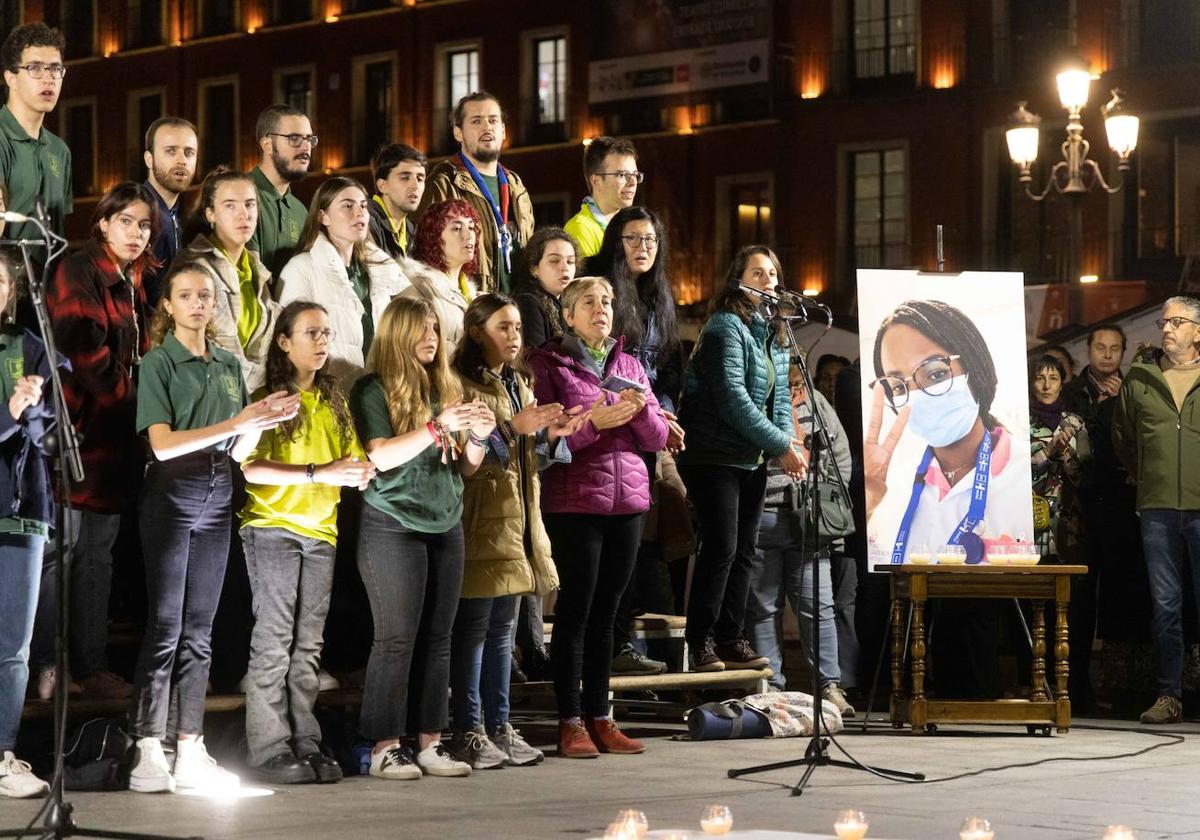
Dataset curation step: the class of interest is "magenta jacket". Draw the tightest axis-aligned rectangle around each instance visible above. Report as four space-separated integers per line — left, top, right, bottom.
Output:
528 335 669 515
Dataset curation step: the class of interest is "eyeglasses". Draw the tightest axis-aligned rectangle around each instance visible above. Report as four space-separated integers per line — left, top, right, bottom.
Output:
14 62 66 80
598 170 644 184
268 132 319 149
621 234 658 250
1155 316 1199 330
298 327 335 342
869 355 962 409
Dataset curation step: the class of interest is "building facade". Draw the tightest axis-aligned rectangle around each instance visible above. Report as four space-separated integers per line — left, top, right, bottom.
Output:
9 0 1200 318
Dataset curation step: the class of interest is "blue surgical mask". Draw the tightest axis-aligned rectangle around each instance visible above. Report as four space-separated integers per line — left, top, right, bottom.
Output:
905 374 979 447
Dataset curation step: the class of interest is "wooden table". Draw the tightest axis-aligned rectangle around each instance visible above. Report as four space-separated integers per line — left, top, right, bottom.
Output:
888 563 1088 735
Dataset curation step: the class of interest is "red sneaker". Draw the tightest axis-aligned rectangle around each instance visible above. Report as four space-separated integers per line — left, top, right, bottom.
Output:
558 721 600 759
585 717 645 754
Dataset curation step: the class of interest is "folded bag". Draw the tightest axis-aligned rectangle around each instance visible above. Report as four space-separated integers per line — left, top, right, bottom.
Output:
685 700 773 740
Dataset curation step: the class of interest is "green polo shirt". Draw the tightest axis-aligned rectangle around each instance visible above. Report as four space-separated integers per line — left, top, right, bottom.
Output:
240 387 366 545
0 105 72 243
350 375 463 534
0 325 47 537
248 165 307 278
137 332 249 449
346 258 373 355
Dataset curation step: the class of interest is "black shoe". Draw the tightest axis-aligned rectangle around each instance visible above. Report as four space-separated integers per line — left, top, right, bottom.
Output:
715 639 769 670
523 645 552 681
689 638 725 672
250 752 316 785
510 658 528 684
300 751 343 784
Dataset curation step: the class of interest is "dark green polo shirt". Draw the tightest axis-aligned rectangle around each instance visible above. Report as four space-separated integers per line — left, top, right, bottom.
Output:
136 332 249 449
0 105 72 242
248 165 307 279
350 375 463 534
0 324 46 536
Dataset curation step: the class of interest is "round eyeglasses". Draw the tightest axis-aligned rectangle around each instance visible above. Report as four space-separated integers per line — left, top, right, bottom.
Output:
869 354 962 409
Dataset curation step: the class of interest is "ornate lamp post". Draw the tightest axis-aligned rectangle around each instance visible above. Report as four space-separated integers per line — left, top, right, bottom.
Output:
1006 63 1140 296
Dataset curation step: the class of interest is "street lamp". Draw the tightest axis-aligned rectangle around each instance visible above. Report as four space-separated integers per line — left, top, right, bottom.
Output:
1006 64 1139 292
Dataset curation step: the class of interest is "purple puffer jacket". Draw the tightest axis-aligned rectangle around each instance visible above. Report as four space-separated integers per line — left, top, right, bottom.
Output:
528 336 669 515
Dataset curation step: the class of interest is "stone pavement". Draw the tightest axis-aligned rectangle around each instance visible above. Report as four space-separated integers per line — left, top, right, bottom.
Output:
3 716 1198 839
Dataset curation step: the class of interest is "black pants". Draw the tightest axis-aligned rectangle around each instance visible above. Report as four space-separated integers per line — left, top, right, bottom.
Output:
544 512 643 719
130 452 231 739
680 464 768 648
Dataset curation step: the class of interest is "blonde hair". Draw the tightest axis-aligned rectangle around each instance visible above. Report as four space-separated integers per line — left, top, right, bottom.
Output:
560 275 613 318
149 261 218 346
367 296 462 434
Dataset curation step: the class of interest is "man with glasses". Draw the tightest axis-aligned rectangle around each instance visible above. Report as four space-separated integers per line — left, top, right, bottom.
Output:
416 91 534 295
0 23 71 265
1114 297 1200 725
249 104 314 278
564 136 640 261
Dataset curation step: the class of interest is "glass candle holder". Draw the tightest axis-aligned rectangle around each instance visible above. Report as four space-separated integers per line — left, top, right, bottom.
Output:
1102 827 1137 840
614 810 648 839
959 816 995 840
833 809 869 840
603 822 631 840
699 804 733 835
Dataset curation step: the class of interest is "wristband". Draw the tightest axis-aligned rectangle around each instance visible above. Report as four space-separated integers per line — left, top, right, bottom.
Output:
306 463 316 483
427 420 440 443
468 430 489 448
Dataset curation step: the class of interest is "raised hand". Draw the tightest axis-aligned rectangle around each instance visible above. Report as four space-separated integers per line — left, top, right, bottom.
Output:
618 387 648 415
864 384 909 522
548 404 590 441
468 400 497 438
436 401 478 433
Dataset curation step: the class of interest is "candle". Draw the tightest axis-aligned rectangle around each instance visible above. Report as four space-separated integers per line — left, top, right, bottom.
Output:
613 810 647 840
959 816 994 840
834 809 869 840
1102 827 1137 840
603 823 631 840
699 804 733 836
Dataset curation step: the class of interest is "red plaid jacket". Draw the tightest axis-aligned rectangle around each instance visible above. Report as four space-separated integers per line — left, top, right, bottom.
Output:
48 240 151 512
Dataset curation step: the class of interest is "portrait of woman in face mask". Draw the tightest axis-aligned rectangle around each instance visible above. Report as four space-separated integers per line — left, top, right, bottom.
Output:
864 299 1033 566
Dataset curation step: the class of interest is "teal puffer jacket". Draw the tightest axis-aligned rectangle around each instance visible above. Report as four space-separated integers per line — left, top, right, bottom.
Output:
677 309 793 469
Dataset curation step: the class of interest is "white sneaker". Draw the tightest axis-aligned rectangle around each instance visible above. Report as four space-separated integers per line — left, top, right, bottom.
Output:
0 751 48 798
172 736 239 791
317 669 340 692
492 722 544 767
416 742 471 777
128 738 175 794
368 744 421 780
449 726 507 770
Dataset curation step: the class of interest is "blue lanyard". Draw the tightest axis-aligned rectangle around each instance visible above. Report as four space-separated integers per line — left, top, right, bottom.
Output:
584 196 609 228
459 153 512 272
890 430 993 565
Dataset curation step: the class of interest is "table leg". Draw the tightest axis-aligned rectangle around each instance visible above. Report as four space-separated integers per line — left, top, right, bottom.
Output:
910 596 927 734
1031 602 1047 702
1056 581 1071 732
890 598 905 728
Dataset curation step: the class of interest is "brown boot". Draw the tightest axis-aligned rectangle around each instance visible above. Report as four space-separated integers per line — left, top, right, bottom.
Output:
585 717 645 754
558 721 599 759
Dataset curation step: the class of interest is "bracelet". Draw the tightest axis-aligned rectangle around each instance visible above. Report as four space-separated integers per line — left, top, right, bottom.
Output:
305 463 316 483
427 420 440 444
468 430 489 448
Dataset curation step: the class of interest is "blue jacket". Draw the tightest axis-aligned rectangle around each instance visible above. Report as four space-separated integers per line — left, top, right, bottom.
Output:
0 327 58 527
677 309 793 469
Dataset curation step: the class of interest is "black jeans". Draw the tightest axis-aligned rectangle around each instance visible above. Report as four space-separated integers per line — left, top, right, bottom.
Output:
130 452 231 739
356 503 464 740
680 464 768 648
544 512 643 719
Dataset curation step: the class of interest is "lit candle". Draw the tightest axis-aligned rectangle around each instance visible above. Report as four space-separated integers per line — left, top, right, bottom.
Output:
1102 827 1137 840
959 816 995 840
603 823 631 840
834 809 869 840
700 804 733 835
614 810 648 839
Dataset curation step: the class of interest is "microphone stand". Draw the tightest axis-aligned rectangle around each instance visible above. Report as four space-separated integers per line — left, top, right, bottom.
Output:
0 217 198 840
726 289 923 796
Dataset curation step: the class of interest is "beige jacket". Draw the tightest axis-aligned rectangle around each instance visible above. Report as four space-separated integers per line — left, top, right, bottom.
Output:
277 234 409 386
175 234 278 391
397 256 478 357
414 158 535 294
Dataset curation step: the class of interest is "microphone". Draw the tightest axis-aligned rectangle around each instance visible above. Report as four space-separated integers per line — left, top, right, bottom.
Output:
738 283 808 321
0 211 33 224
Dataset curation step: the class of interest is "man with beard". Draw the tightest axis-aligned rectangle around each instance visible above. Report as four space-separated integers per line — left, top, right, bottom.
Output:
416 91 533 294
248 104 313 278
142 116 198 307
367 142 426 260
0 22 70 296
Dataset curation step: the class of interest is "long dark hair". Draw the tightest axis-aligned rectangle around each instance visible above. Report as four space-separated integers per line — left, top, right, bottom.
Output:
593 206 677 355
872 299 999 429
706 245 787 345
265 300 354 445
91 181 163 279
452 293 531 384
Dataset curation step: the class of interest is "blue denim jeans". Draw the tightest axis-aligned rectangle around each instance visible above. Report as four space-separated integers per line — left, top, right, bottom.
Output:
0 532 45 751
746 508 840 691
450 595 517 733
1139 509 1200 698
